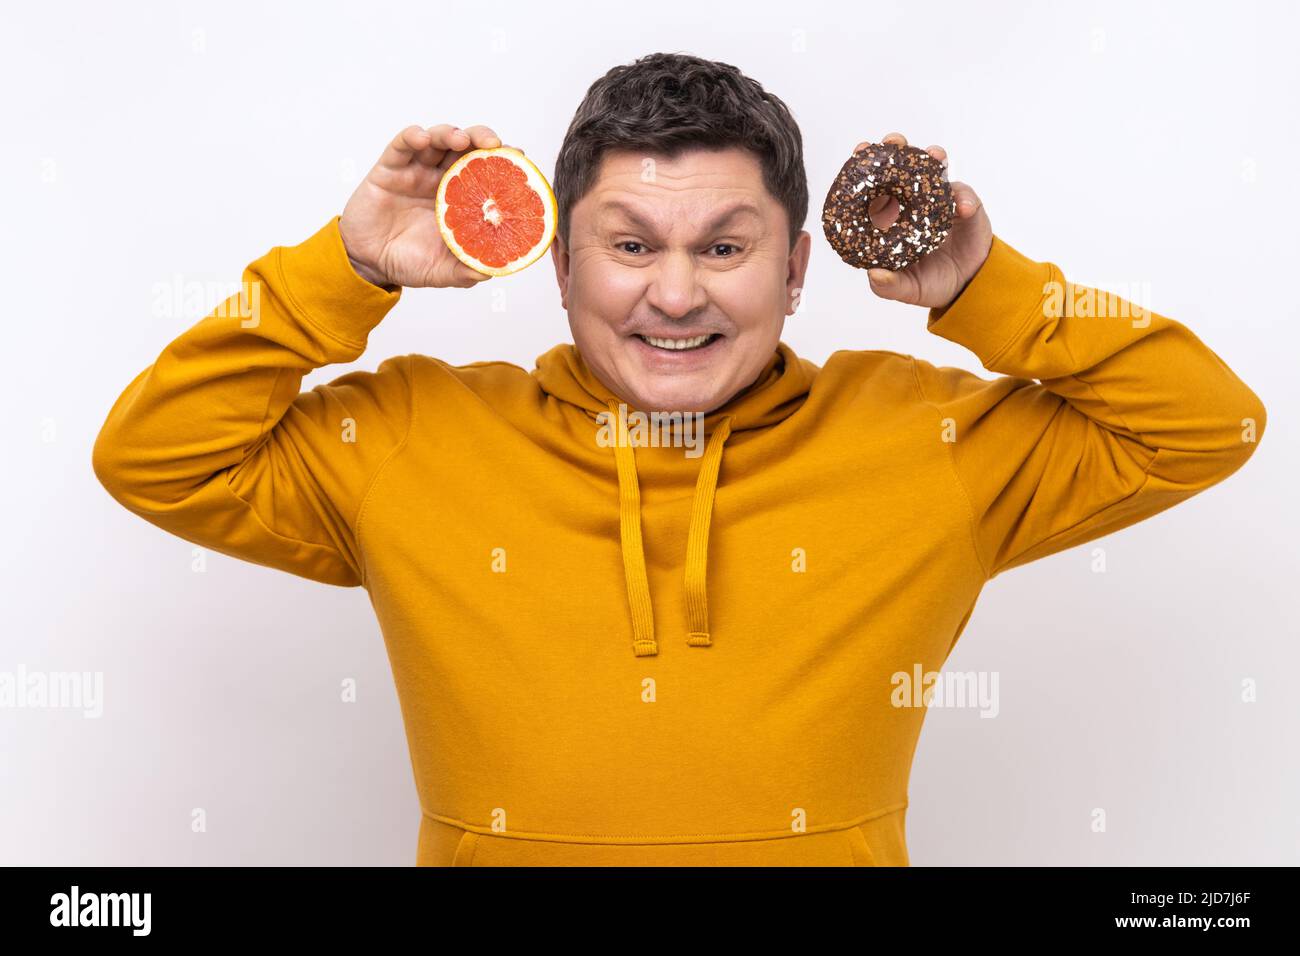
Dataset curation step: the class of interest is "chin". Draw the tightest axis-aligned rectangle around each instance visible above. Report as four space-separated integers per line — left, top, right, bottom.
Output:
630 385 724 416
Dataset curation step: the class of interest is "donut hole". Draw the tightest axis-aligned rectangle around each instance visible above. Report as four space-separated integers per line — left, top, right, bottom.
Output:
867 193 900 230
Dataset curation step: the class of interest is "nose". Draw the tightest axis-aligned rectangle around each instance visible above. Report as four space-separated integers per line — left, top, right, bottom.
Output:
644 248 708 321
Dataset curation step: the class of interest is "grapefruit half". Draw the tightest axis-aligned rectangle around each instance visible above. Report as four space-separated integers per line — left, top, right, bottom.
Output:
435 146 557 277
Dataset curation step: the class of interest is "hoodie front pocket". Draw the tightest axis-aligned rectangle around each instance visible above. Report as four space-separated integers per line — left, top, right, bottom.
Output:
846 823 878 866
416 814 481 866
451 829 479 867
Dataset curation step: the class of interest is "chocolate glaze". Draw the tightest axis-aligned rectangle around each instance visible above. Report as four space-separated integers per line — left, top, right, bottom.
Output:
822 142 956 271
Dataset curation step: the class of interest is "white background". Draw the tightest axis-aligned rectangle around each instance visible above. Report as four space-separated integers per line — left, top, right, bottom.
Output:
2 0 1296 865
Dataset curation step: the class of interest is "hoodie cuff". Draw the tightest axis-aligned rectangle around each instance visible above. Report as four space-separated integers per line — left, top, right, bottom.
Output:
274 215 402 350
925 234 1056 368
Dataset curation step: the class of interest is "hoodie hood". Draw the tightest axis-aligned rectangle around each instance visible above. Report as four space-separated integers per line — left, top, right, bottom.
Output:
533 341 817 656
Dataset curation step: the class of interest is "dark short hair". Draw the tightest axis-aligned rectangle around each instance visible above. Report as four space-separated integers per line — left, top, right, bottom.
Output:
553 52 808 253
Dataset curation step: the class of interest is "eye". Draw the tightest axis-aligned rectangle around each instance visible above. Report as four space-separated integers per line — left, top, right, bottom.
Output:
617 241 646 255
710 243 740 257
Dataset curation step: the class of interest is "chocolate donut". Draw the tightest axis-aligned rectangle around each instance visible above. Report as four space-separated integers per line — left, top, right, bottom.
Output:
821 142 956 271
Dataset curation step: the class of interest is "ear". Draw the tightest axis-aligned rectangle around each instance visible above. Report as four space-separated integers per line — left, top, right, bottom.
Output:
551 229 570 309
786 230 812 317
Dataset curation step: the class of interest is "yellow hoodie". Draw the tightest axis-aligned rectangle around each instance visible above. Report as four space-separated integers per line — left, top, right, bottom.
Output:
92 215 1266 866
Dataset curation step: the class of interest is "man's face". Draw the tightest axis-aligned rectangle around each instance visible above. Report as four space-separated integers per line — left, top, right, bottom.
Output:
552 146 811 414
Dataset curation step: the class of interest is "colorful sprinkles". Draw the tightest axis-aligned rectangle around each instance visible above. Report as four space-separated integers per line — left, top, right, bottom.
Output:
821 142 956 271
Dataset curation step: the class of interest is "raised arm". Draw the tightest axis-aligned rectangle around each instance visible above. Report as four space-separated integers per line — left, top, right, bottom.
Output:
92 123 503 586
912 234 1266 579
93 217 412 586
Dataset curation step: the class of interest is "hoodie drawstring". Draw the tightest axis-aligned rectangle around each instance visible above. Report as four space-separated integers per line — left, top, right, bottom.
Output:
610 401 658 657
607 399 733 656
684 415 732 647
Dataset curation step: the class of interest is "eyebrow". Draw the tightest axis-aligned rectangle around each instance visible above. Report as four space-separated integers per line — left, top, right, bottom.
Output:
596 200 762 237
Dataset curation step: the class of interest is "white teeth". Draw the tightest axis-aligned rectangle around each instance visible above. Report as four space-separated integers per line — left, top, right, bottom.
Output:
638 334 714 351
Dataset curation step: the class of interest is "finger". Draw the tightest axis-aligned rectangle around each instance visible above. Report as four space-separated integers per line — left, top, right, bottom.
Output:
866 194 898 229
925 144 947 165
425 123 471 152
459 125 502 150
378 125 434 169
457 261 492 286
853 140 871 152
867 267 901 298
422 124 479 172
397 123 468 170
881 132 907 147
445 265 476 289
949 180 982 217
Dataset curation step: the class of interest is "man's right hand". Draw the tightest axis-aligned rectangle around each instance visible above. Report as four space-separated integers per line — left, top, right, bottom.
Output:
339 124 507 290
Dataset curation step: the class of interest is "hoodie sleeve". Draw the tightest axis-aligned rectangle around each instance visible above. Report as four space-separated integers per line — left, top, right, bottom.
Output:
92 215 411 588
911 234 1266 580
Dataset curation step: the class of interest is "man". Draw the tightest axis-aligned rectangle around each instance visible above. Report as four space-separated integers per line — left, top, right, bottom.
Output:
92 52 1266 866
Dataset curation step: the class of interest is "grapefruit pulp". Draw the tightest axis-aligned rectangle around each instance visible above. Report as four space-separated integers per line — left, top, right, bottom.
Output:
435 146 557 276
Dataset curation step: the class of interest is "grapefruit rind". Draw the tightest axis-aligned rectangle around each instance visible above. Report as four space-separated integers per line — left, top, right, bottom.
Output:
435 146 557 277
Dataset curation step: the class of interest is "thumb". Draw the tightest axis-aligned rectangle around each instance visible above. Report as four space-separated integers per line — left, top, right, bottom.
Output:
457 262 492 285
867 268 898 296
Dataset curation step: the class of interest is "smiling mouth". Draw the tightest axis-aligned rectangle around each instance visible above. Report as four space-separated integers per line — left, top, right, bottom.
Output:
634 333 722 351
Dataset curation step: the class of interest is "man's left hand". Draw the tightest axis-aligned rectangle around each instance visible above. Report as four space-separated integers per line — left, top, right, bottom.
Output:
858 132 992 310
